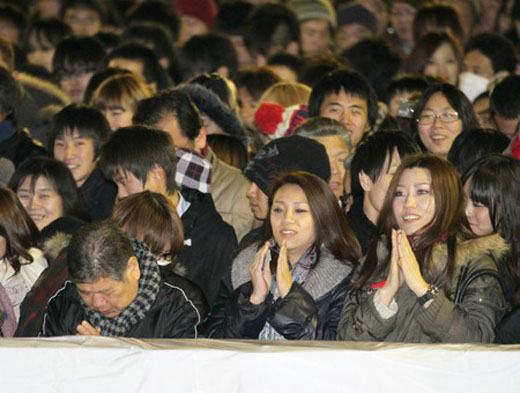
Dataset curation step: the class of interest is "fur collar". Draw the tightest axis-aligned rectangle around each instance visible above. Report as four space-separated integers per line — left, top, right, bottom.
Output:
231 242 353 300
431 233 509 271
42 232 71 262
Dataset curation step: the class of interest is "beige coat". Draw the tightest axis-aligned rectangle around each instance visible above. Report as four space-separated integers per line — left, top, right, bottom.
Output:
208 148 254 241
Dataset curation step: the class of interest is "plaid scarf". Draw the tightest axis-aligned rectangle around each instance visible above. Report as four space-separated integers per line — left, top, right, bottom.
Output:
175 147 212 194
80 240 161 337
258 245 317 340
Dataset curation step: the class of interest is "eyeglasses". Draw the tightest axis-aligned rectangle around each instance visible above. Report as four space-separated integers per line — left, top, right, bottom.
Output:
416 112 459 126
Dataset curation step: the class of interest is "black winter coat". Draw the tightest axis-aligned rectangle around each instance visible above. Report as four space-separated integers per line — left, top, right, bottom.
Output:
41 280 201 338
204 243 354 340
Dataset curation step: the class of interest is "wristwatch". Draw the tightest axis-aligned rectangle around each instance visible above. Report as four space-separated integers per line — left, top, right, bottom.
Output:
417 285 438 306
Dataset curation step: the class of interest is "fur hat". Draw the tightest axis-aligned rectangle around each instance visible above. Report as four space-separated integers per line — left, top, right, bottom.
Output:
243 135 330 195
176 83 247 147
289 0 336 28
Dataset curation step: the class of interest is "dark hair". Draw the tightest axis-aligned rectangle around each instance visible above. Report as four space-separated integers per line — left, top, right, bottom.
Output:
112 191 184 258
267 52 305 78
406 31 463 79
215 1 254 36
133 89 202 142
125 0 180 42
465 33 516 75
53 35 107 77
299 54 349 89
410 83 479 151
353 154 468 298
108 42 170 90
178 33 238 82
308 69 379 127
244 3 300 57
462 154 520 306
207 134 249 169
448 128 510 175
0 4 27 36
490 75 520 119
8 157 89 222
99 125 177 194
294 117 352 148
384 75 429 106
341 38 401 101
413 3 464 44
83 67 132 104
0 66 22 121
121 22 176 68
68 221 134 283
350 129 421 199
0 185 39 274
233 66 280 101
48 104 111 158
24 18 71 53
264 171 361 264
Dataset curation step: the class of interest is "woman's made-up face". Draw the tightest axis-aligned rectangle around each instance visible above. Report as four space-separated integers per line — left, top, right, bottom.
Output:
392 167 436 236
423 42 460 86
270 184 316 263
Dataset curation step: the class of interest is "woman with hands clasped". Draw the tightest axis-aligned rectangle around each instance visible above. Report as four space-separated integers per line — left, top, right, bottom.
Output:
337 154 508 343
205 171 361 340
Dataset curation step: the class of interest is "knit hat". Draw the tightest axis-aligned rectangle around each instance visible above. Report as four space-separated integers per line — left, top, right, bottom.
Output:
255 102 309 139
176 83 248 147
337 4 377 33
289 0 337 29
243 135 330 195
175 147 212 194
175 0 219 28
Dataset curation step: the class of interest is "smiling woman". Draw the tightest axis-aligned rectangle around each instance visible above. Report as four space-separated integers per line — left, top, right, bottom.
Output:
411 83 479 157
337 154 508 343
205 171 361 340
8 157 88 239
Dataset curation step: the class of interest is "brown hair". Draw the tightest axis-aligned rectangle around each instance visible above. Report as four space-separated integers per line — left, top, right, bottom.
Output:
264 171 361 266
406 31 463 78
111 191 184 259
353 154 471 297
0 186 39 273
91 73 152 114
259 81 311 108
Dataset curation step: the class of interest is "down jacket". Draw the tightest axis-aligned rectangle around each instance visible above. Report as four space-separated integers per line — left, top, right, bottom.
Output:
337 233 509 343
205 242 355 340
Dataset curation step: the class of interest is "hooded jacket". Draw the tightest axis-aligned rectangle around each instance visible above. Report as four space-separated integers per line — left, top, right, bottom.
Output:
337 233 509 343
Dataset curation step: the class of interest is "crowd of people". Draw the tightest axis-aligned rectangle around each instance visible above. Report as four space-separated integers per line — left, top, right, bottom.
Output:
0 0 519 345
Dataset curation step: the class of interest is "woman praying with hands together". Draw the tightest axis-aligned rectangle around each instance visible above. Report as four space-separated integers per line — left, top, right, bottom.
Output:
337 154 508 343
205 171 361 340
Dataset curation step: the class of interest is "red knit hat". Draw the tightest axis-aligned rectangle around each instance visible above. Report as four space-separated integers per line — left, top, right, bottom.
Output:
255 102 309 139
175 0 218 28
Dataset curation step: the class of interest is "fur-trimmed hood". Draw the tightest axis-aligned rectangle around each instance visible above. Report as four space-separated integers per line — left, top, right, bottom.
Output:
42 232 71 263
176 83 247 147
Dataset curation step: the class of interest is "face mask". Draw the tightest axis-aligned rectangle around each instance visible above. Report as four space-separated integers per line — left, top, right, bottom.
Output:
458 72 490 102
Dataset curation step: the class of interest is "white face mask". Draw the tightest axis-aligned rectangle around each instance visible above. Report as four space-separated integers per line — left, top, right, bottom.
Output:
458 72 490 102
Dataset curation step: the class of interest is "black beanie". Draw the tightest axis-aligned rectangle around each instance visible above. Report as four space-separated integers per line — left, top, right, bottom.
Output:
243 135 331 195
